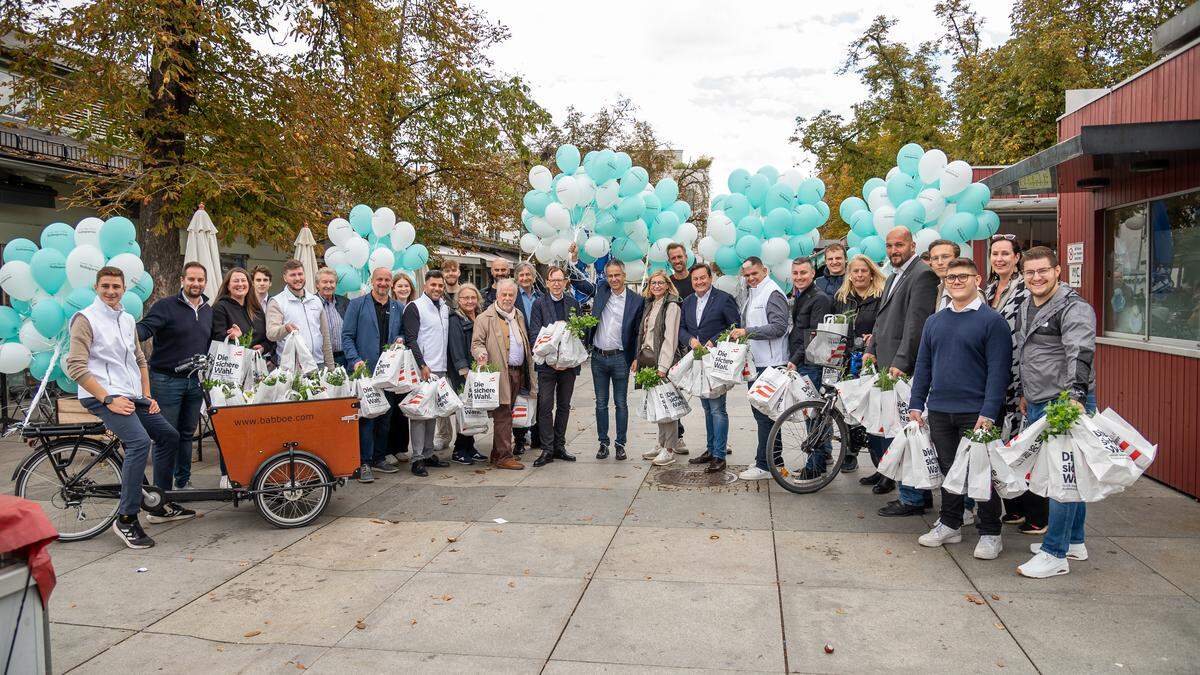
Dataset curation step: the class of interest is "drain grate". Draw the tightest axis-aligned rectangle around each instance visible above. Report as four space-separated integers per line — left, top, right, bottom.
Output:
653 467 739 487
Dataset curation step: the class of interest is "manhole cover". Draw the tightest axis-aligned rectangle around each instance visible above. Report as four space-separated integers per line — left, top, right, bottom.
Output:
654 468 739 487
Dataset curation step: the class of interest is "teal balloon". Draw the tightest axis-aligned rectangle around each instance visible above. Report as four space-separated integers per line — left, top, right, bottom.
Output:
616 195 645 222
349 204 373 236
523 189 552 217
29 351 54 380
941 212 979 242
30 248 67 294
55 373 77 394
710 195 726 211
611 237 644 263
815 201 830 225
734 236 762 260
125 240 141 257
120 291 143 320
3 238 38 264
896 143 924 177
132 269 154 302
0 306 19 340
335 265 359 294
727 168 751 195
847 230 863 248
736 215 763 241
789 235 815 258
623 219 648 242
861 235 886 263
31 299 65 339
654 178 679 206
65 287 95 315
595 211 623 237
756 165 780 184
641 193 662 222
650 211 680 240
722 193 751 223
402 244 430 270
578 249 597 264
99 217 137 258
862 177 885 201
764 182 793 213
956 183 991 214
40 222 75 255
977 210 1001 239
10 298 31 317
618 167 649 197
764 208 792 238
850 210 875 238
746 174 770 209
894 199 927 232
839 197 869 223
669 200 692 223
555 144 581 173
648 260 670 275
793 204 821 234
714 245 741 272
846 246 863 259
886 173 919 206
796 178 825 205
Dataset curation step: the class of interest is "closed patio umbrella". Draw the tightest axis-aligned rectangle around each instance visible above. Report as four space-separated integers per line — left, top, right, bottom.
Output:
293 226 318 295
184 204 223 301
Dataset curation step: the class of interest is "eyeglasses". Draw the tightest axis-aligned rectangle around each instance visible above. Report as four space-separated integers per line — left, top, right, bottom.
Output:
944 273 976 284
1022 267 1056 278
649 280 668 286
991 234 1016 241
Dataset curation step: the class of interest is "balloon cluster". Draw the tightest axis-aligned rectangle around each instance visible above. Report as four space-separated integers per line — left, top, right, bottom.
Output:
838 143 999 264
324 206 428 295
0 216 148 392
520 144 697 282
699 166 830 294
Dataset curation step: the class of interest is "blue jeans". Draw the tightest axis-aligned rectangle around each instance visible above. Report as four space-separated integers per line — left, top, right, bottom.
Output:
701 395 729 460
84 397 180 516
1028 391 1097 559
591 352 630 447
748 367 782 471
797 365 832 470
150 372 204 488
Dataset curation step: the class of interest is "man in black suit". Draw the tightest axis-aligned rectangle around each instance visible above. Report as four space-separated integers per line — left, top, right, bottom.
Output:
529 266 582 467
679 263 741 473
587 260 644 461
865 227 939 516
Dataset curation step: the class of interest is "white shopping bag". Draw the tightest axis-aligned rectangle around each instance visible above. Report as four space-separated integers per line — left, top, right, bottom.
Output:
432 376 464 418
205 383 229 408
250 370 293 404
877 431 909 481
279 332 319 374
833 375 874 426
944 438 994 500
990 448 1028 499
399 379 438 420
695 352 735 399
747 367 790 418
667 352 693 390
998 415 1048 478
456 405 490 436
357 379 391 418
804 316 849 367
532 322 567 364
901 423 943 490
642 382 691 423
371 347 406 392
554 333 590 369
511 394 536 428
207 338 248 388
464 369 501 411
242 350 268 389
708 341 748 384
1076 410 1157 486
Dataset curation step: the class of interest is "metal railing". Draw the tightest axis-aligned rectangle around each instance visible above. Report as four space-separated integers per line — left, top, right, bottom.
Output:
0 127 136 173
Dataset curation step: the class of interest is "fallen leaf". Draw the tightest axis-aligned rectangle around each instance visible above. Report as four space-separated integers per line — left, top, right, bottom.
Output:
216 646 224 652
474 470 486 474
446 537 458 543
264 620 271 625
441 594 453 602
834 608 847 616
370 519 386 525
507 581 516 588
69 603 76 608
884 549 893 555
990 594 1001 601
996 660 1005 668
243 630 262 638
448 548 460 552
295 664 307 671
856 512 865 519
995 622 1006 630
409 619 417 626
377 549 388 553
355 620 366 630
523 569 531 575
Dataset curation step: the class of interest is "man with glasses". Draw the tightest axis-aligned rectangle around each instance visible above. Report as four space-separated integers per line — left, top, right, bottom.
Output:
529 266 583 467
680 263 740 472
908 258 1012 560
512 262 543 456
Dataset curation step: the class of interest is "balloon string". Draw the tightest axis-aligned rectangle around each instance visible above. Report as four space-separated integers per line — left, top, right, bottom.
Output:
8 340 62 436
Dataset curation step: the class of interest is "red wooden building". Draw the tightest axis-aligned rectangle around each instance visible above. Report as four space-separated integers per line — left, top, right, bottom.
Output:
983 8 1200 496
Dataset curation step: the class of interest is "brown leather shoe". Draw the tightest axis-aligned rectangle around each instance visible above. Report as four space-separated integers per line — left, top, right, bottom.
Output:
493 458 525 470
705 458 727 473
688 451 714 465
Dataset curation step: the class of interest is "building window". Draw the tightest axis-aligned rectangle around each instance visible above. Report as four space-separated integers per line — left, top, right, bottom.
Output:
1104 189 1200 344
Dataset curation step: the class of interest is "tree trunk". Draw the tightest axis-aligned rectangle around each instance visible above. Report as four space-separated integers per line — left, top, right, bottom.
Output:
140 195 179 304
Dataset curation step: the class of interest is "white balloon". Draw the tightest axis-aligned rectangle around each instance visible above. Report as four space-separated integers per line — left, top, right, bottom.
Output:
550 237 573 261
19 320 55 352
372 207 397 238
867 185 890 211
647 238 672 262
107 253 145 287
913 227 941 254
75 217 104 248
779 169 804 192
324 245 348 268
916 189 946 221
626 219 649 244
528 217 556 239
66 245 105 289
520 232 540 254
327 218 355 246
0 341 32 375
555 175 580 209
675 222 698 245
344 236 370 268
770 261 791 283
534 241 554 263
624 260 646 282
761 237 791 266
391 221 416 250
708 213 736 245
885 166 901 181
697 236 720 261
918 149 948 184
544 202 570 230
595 180 620 209
584 235 610 259
574 175 596 206
528 165 553 192
368 247 395 272
0 261 37 301
577 206 597 231
872 205 896 238
937 203 958 227
939 160 972 198
712 274 739 294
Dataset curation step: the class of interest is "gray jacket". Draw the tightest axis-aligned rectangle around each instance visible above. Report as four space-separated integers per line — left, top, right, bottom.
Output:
867 257 938 375
1014 283 1096 405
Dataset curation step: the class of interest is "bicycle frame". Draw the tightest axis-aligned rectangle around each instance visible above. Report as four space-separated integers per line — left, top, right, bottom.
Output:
14 431 125 502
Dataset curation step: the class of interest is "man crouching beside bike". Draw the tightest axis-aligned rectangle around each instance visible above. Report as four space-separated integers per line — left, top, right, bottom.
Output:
64 266 195 549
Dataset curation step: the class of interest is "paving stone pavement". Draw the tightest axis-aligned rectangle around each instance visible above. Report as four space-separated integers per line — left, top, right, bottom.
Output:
6 368 1200 673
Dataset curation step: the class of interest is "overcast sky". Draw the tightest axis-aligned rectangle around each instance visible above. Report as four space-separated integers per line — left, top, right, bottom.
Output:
481 1 1014 197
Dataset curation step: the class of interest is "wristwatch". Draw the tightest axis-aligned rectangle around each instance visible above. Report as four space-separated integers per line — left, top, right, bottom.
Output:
102 395 115 405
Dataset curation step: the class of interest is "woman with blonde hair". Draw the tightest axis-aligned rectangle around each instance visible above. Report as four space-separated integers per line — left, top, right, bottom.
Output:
833 254 886 477
633 269 683 466
386 271 415 464
447 283 486 465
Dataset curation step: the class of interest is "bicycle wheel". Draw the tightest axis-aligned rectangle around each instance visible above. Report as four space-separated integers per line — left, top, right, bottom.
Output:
252 453 332 528
15 441 122 541
767 401 850 494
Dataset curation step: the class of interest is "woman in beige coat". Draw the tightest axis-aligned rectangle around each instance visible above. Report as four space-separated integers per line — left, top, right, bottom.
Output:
471 279 537 470
634 270 683 467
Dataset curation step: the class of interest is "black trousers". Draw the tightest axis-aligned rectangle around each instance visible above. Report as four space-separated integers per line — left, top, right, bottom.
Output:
537 369 576 452
929 411 1002 535
514 422 541 449
387 401 409 454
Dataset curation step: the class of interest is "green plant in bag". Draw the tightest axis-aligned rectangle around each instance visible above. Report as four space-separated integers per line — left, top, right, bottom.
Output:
350 362 371 380
874 370 908 392
635 367 663 389
472 361 500 373
324 367 347 387
966 425 1001 443
716 325 746 344
692 344 709 359
236 330 254 348
1038 392 1083 441
566 308 599 339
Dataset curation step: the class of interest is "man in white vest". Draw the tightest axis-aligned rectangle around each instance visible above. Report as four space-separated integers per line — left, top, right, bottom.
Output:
265 259 335 371
402 270 452 476
65 266 195 549
726 256 789 481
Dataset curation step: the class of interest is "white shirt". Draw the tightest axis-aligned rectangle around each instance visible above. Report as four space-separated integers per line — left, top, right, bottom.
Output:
886 254 919 301
594 289 626 350
938 285 952 311
694 289 711 324
948 296 983 313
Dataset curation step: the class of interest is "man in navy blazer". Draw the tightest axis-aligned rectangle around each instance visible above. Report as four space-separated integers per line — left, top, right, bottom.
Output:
342 267 405 481
678 263 741 473
528 266 584 467
586 259 644 461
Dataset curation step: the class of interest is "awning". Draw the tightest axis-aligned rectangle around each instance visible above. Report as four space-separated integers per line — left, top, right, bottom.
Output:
986 197 1058 213
433 245 516 265
982 120 1200 192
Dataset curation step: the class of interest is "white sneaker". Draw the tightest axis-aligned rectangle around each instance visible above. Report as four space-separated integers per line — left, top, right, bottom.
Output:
974 535 1003 560
219 475 231 489
962 509 976 526
918 521 962 547
642 448 662 460
738 467 770 481
651 449 675 466
1018 551 1070 578
1030 542 1088 561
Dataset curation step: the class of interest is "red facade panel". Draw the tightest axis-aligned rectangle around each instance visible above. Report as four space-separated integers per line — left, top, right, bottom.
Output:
1060 42 1200 135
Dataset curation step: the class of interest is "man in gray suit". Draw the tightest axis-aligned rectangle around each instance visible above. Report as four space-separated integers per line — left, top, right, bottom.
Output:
863 227 939 516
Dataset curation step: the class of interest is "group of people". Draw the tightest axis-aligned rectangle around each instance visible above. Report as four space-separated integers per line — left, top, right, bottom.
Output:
72 230 1099 580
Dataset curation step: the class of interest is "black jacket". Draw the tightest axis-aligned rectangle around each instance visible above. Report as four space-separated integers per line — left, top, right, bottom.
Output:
833 291 881 349
787 284 833 367
136 292 213 374
529 292 582 374
447 311 476 392
211 296 269 352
